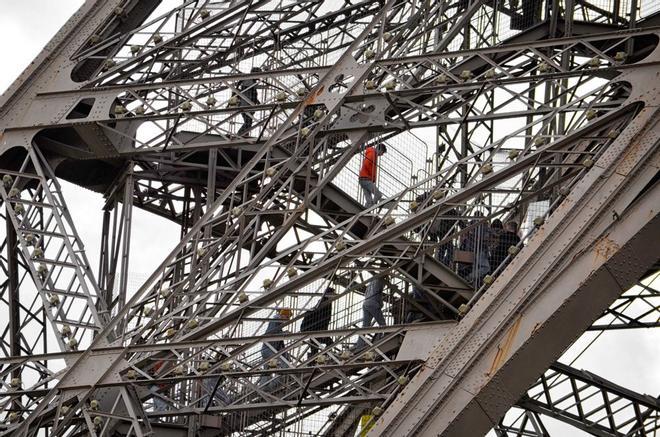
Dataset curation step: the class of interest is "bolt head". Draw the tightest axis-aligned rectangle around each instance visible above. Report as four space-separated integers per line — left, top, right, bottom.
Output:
436 74 448 84
238 291 249 303
432 190 446 200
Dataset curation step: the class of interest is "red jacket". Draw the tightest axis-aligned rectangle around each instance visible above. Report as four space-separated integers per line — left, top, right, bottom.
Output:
359 146 378 182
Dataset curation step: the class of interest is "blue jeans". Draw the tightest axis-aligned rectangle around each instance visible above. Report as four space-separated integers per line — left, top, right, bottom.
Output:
355 302 386 350
150 385 168 412
202 377 231 406
359 179 383 207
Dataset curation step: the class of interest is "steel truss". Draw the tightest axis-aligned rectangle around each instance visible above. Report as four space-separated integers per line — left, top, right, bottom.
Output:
518 362 660 437
0 0 659 436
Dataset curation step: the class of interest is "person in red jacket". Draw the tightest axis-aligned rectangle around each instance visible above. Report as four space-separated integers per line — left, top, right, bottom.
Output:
359 143 387 207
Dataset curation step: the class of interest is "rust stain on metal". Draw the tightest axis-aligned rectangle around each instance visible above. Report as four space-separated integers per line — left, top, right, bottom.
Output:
488 315 523 376
594 235 619 262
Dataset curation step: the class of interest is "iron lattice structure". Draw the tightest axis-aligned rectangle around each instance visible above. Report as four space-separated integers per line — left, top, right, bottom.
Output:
0 0 659 436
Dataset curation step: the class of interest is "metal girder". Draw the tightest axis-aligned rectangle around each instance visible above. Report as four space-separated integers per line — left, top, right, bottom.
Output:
0 0 659 436
494 408 551 437
368 47 660 434
589 273 660 331
519 362 660 437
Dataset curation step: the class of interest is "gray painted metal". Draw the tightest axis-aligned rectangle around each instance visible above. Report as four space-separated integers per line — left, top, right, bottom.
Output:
0 0 658 436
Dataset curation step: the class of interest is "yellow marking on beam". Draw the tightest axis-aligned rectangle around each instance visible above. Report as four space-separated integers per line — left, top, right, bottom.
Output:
488 315 523 376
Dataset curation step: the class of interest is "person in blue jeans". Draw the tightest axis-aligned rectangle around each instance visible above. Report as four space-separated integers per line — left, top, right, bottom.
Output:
354 276 386 350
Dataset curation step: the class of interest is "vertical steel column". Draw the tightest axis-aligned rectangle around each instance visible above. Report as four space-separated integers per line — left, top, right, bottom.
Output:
99 208 112 310
118 172 133 312
6 206 21 412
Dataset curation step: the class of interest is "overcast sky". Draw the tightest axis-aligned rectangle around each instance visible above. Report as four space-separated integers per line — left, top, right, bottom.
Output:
1 2 658 436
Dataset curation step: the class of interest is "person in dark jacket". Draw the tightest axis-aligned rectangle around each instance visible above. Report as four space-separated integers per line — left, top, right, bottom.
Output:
236 67 261 135
300 287 335 358
405 285 430 323
459 212 491 286
491 220 521 271
261 308 291 363
488 219 504 270
433 206 460 267
412 191 459 267
259 308 292 388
